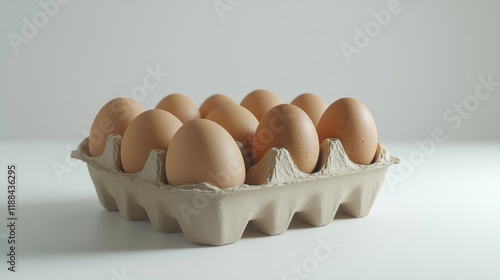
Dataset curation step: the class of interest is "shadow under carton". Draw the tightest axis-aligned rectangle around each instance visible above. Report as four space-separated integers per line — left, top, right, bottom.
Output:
71 134 398 246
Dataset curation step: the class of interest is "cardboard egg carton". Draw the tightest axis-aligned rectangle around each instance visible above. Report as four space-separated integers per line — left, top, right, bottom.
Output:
71 135 398 246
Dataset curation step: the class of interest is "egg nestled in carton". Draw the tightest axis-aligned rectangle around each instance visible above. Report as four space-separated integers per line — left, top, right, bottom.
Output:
72 91 399 246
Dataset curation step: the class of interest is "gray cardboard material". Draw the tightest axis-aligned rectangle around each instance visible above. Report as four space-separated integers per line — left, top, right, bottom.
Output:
71 135 398 246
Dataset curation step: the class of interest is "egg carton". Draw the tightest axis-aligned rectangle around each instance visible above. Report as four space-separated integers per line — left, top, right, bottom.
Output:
71 135 398 246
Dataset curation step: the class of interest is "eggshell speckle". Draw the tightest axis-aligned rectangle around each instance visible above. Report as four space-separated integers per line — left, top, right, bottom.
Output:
253 104 319 174
317 98 378 165
291 93 328 126
166 119 246 189
240 89 282 121
156 93 200 124
121 109 182 174
89 98 144 157
200 94 235 118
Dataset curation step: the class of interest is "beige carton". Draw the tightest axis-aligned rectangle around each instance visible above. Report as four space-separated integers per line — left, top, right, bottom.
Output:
71 135 398 246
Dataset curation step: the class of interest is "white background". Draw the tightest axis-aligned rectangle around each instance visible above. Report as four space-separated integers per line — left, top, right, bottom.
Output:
0 142 499 280
0 0 499 141
0 1 499 280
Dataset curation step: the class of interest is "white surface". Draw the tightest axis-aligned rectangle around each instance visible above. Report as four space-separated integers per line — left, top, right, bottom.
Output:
1 0 500 141
0 141 499 280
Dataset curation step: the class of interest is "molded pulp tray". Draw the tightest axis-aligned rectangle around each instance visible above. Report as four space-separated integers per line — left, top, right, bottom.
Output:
71 135 399 246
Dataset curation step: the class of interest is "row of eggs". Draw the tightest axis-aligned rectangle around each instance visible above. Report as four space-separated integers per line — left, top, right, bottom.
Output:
88 89 378 188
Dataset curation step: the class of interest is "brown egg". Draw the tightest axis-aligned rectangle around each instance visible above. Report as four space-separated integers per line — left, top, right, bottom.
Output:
199 94 236 118
206 104 258 151
156 93 200 124
317 98 378 165
121 109 182 174
291 93 328 126
89 98 144 157
166 119 246 189
240 89 283 121
253 104 319 173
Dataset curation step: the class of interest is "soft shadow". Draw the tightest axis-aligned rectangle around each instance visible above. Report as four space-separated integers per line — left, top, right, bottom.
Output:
20 199 199 257
241 209 357 239
333 208 356 220
20 199 360 256
287 214 313 230
240 222 267 239
240 214 314 240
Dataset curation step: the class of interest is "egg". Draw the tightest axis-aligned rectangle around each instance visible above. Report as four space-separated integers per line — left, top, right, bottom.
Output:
156 93 200 124
206 104 258 151
317 98 378 165
291 93 328 126
206 104 258 172
240 89 283 121
121 109 182 174
253 104 319 174
199 94 236 118
166 119 246 189
89 98 144 157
